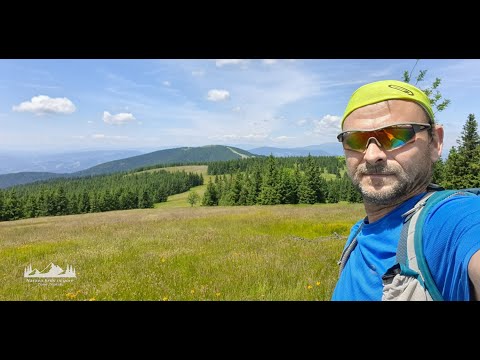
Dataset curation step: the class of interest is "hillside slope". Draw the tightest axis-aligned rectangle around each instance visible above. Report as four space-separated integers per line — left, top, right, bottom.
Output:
0 145 257 188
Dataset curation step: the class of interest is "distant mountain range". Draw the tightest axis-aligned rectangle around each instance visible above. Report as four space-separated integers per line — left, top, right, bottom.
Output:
0 149 145 175
248 143 343 157
0 145 257 188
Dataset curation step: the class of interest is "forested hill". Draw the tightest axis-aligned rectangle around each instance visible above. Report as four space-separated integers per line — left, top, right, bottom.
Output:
0 145 257 188
74 145 256 176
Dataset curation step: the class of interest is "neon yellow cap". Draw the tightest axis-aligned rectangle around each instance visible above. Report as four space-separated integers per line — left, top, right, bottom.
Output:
341 80 434 128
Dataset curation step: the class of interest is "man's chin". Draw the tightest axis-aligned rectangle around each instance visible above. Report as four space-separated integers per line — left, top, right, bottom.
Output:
359 183 402 205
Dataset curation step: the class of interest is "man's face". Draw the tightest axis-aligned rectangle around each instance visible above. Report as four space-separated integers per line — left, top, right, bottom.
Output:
341 99 443 205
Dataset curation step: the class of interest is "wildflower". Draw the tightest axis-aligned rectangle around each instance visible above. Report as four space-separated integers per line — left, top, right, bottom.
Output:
191 289 195 294
162 296 168 301
215 292 221 297
161 258 166 263
307 285 313 290
316 281 320 286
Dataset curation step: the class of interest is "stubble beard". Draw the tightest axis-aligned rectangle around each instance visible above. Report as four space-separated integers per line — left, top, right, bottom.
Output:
349 153 433 206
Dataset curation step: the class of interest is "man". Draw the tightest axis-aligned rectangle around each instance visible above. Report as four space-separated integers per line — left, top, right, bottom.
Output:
331 79 480 301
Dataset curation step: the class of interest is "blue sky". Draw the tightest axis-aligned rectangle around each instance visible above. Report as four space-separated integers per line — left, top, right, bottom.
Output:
0 59 478 155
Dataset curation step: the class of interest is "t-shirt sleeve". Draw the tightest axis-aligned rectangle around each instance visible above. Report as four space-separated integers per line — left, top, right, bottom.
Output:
423 195 480 301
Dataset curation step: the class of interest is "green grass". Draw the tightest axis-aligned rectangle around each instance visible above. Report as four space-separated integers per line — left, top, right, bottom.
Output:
0 202 365 301
152 165 214 208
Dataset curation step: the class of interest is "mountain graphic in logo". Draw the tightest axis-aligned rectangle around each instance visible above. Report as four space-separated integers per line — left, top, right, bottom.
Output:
24 263 76 278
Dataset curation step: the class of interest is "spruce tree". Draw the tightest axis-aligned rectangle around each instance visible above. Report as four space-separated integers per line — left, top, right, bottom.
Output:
138 190 154 209
443 114 480 188
202 179 218 206
4 191 23 220
258 155 281 205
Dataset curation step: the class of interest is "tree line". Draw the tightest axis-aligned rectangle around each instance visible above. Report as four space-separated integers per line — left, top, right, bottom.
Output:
202 154 362 206
0 169 203 221
207 155 344 176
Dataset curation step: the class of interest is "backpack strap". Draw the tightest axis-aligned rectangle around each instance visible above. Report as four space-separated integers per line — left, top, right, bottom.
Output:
399 187 476 301
337 220 364 274
398 191 440 297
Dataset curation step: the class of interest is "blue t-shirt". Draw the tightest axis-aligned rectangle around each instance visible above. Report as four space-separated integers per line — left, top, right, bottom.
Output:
332 192 480 301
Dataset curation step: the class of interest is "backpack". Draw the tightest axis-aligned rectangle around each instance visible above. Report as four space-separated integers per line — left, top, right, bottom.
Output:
337 184 480 301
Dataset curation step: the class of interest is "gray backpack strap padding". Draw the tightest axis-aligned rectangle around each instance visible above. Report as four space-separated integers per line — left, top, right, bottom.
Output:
337 221 364 274
399 191 437 276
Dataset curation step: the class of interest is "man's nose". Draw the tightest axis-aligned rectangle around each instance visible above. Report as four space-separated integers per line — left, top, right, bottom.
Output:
364 138 387 165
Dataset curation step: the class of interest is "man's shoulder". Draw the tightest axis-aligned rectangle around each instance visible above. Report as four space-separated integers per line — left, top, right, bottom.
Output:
423 190 480 238
428 190 480 217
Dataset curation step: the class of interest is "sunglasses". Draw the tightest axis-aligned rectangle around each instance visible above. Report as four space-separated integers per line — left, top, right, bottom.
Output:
337 123 431 152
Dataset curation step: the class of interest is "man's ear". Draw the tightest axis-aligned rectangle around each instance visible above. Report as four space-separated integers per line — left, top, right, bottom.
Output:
430 124 444 162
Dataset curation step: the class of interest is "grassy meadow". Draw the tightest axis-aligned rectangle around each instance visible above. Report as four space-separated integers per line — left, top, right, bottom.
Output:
0 165 365 301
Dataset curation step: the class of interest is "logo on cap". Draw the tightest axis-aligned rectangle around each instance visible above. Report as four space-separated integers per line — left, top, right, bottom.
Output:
388 84 414 96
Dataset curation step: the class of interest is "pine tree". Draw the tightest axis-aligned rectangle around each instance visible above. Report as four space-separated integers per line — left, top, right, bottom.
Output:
138 190 154 209
279 169 297 204
326 179 340 203
0 191 5 221
298 176 316 204
229 173 243 205
4 190 23 220
24 195 39 218
79 190 90 213
432 157 445 185
298 155 326 204
443 114 480 188
291 163 301 204
458 114 480 152
202 179 218 206
258 155 281 205
244 174 257 205
55 187 68 215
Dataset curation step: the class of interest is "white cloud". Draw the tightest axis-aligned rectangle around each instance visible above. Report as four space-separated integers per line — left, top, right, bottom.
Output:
92 134 128 140
296 119 307 126
207 89 230 102
313 114 341 133
307 115 343 142
103 111 136 125
12 95 76 115
263 59 277 65
370 68 393 77
272 135 295 141
209 134 268 141
215 59 249 67
192 70 205 77
163 81 171 86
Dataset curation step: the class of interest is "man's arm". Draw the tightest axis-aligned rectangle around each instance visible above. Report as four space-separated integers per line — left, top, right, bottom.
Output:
468 250 480 300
